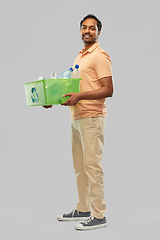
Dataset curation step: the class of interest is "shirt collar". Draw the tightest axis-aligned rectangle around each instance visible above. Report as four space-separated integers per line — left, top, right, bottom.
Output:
79 42 99 54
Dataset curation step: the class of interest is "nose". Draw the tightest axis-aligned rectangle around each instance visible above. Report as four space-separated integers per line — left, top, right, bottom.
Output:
85 27 90 33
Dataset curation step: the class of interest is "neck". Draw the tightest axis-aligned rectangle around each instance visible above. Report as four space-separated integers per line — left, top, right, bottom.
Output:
83 41 97 51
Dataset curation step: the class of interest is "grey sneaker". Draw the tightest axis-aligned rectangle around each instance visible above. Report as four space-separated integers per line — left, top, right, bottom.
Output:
75 216 107 230
57 209 91 221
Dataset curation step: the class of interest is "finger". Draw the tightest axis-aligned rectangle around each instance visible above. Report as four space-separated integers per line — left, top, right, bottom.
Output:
61 102 69 106
63 93 72 97
43 105 52 108
61 99 71 106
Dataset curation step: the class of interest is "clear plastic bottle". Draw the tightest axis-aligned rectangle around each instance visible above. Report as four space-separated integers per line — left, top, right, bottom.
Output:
51 72 60 79
71 64 79 78
60 68 73 79
38 76 43 80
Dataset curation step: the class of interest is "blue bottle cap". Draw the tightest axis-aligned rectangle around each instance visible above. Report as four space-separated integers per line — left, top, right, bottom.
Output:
75 64 79 69
69 67 73 71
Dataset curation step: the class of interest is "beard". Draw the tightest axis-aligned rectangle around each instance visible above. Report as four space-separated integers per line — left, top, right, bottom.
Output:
81 34 97 44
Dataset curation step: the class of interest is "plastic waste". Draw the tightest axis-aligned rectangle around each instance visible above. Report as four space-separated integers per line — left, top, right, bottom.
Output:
38 76 43 80
51 72 60 79
71 64 79 78
60 68 73 79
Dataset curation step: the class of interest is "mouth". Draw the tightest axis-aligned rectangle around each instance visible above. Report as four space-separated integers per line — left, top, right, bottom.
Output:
83 34 92 39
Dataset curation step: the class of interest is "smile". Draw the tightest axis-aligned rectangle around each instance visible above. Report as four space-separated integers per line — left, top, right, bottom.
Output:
83 34 92 38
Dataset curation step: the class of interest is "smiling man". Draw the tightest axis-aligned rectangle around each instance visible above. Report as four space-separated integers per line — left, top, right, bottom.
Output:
57 14 113 231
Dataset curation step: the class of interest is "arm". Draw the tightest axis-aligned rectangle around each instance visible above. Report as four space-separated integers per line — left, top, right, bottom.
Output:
61 76 113 106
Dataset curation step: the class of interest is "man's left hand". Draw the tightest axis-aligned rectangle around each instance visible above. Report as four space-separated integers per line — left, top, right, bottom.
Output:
61 93 80 106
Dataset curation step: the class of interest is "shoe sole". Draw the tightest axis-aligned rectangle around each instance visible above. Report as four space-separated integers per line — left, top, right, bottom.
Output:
57 216 90 221
75 222 107 230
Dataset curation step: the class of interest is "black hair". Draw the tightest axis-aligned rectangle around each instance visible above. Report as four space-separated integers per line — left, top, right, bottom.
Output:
80 14 102 32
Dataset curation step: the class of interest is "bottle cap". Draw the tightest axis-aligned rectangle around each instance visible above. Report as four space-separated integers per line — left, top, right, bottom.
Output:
75 64 79 69
69 67 73 72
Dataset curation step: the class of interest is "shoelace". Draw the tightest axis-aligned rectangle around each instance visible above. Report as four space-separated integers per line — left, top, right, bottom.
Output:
71 209 76 217
83 216 94 224
66 209 75 216
66 209 79 217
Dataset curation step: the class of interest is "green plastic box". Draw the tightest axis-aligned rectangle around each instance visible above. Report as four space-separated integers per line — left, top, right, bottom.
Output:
23 78 81 106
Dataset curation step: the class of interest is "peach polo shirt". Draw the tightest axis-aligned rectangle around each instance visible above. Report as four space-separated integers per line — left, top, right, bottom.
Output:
70 42 113 120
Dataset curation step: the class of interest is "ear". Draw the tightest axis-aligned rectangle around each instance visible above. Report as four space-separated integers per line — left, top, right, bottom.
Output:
98 31 101 36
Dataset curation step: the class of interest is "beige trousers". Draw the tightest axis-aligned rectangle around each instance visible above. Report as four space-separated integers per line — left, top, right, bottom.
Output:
71 117 106 219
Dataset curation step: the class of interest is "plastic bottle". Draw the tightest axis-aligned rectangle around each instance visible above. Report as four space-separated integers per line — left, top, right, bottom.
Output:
60 68 73 79
51 72 60 79
38 76 46 80
71 64 79 78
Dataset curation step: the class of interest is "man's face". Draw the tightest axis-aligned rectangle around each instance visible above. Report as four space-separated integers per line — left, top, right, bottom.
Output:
80 18 100 44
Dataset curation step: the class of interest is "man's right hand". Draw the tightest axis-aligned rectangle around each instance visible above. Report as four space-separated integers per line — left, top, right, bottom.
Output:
42 105 53 109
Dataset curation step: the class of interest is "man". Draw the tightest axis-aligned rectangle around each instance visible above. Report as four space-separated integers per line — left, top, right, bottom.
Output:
44 14 113 230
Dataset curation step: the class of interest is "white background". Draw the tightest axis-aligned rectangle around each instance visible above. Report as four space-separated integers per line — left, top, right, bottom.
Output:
0 0 160 239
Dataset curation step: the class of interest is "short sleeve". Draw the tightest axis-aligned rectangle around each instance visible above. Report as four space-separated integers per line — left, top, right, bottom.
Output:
94 52 113 79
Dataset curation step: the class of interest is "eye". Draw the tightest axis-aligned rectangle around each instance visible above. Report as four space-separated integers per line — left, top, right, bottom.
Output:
90 27 96 31
81 26 86 30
